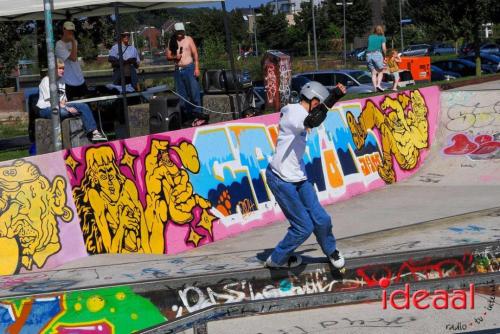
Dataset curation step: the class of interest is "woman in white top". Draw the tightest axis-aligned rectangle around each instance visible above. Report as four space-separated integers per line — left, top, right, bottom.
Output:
37 59 105 142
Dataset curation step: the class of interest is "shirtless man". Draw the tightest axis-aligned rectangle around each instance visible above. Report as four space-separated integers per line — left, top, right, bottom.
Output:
166 22 207 127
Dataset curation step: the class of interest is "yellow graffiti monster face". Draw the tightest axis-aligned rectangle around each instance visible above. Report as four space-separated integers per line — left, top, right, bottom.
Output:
0 160 72 274
97 165 121 203
86 146 125 204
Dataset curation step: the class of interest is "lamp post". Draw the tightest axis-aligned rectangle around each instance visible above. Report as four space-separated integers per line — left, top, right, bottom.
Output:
311 0 318 70
399 0 404 50
336 0 353 67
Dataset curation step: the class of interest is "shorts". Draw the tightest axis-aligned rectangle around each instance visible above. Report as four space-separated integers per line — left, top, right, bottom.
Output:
391 71 400 81
366 51 384 71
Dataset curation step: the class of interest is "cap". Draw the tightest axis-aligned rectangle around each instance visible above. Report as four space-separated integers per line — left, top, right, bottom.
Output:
121 31 131 36
174 23 185 31
63 21 75 31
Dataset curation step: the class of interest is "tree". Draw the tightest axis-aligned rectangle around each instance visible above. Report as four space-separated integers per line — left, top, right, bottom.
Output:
256 4 290 51
323 0 372 44
0 22 23 88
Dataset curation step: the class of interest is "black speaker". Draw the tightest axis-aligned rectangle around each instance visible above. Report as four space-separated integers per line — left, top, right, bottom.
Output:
202 69 252 94
149 94 182 134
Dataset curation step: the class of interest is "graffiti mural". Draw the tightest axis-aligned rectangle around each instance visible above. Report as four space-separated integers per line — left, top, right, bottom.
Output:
444 133 500 160
0 286 165 333
346 91 430 183
444 99 500 132
67 138 216 255
0 159 82 275
1 87 438 267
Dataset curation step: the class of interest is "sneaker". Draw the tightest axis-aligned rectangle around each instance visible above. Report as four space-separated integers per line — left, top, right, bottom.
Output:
376 86 385 92
91 131 106 142
329 249 345 269
265 254 302 269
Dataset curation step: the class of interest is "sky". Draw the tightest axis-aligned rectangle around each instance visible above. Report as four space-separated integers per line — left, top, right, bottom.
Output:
190 0 270 10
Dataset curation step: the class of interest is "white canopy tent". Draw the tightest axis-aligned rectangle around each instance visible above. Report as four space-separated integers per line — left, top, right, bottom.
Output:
0 0 221 20
0 0 239 152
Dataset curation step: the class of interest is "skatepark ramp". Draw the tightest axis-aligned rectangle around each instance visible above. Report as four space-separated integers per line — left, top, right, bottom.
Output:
0 81 499 332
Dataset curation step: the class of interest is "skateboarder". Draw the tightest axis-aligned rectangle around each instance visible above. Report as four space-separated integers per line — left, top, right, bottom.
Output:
265 81 346 269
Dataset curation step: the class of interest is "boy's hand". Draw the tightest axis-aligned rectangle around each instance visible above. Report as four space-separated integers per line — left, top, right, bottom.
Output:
336 83 347 95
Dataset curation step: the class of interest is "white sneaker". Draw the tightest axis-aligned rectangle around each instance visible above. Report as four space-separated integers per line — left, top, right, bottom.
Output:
265 254 302 269
91 131 106 142
329 249 345 269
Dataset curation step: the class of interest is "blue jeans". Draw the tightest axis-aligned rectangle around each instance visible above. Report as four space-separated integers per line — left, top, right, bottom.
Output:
39 102 97 134
266 167 337 265
174 63 202 116
366 50 384 71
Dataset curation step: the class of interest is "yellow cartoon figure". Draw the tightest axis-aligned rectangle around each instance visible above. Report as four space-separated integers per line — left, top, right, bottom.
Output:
145 139 214 250
73 146 152 254
0 160 73 275
346 90 429 183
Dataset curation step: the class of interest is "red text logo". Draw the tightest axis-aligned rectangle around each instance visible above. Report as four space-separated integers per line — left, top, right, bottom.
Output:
379 278 475 310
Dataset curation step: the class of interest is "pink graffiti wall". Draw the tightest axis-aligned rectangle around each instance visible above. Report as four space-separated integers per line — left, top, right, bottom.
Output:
0 87 440 275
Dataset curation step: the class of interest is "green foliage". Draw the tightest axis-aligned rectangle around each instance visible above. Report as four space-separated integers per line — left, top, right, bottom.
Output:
0 22 23 88
256 5 290 51
200 37 227 70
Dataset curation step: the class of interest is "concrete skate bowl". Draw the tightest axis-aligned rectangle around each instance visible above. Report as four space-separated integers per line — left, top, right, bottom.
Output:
0 86 443 277
0 86 499 334
396 89 500 216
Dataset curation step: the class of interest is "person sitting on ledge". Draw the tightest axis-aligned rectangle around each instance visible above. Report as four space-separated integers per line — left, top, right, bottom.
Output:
36 58 106 142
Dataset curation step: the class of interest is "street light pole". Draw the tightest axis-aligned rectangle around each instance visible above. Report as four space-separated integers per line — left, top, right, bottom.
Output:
336 1 353 67
253 8 259 56
399 0 404 50
311 0 319 70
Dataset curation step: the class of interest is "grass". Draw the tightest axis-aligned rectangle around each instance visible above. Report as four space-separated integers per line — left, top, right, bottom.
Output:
0 122 28 138
0 149 29 162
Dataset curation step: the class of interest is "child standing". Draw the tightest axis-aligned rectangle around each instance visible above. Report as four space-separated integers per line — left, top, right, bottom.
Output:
387 49 401 91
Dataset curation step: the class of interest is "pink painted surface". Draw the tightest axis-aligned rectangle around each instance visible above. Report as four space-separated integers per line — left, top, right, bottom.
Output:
0 86 441 270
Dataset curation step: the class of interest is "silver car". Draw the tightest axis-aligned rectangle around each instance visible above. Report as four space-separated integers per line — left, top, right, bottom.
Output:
296 70 391 94
401 44 431 57
429 43 456 56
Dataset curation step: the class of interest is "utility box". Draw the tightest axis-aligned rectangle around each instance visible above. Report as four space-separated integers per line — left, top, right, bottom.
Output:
262 50 292 112
399 56 431 82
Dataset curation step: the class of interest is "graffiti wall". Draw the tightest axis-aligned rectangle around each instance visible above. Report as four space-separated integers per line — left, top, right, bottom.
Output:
0 286 165 333
0 153 87 276
441 91 500 162
0 87 440 274
3 244 494 333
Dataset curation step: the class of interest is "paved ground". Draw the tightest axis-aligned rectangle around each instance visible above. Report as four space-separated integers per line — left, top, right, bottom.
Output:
197 288 500 334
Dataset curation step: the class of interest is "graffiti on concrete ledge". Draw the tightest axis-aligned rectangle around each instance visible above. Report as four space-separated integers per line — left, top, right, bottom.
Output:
0 160 73 275
443 133 500 160
0 286 165 333
67 138 216 255
346 90 430 183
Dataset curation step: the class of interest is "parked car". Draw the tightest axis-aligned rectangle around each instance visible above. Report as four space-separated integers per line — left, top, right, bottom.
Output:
297 70 391 94
460 53 500 73
290 75 311 94
429 43 456 56
401 44 431 56
461 42 500 55
430 65 461 82
347 47 367 61
478 43 500 55
356 48 367 61
432 59 494 77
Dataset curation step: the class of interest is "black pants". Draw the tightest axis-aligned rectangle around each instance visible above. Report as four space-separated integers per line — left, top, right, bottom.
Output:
66 82 88 101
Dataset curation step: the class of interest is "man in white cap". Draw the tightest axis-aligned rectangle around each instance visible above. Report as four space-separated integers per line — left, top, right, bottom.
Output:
55 21 87 100
167 22 206 127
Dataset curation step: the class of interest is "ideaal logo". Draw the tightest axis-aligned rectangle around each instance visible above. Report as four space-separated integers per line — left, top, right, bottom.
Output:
378 278 497 332
379 278 475 310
